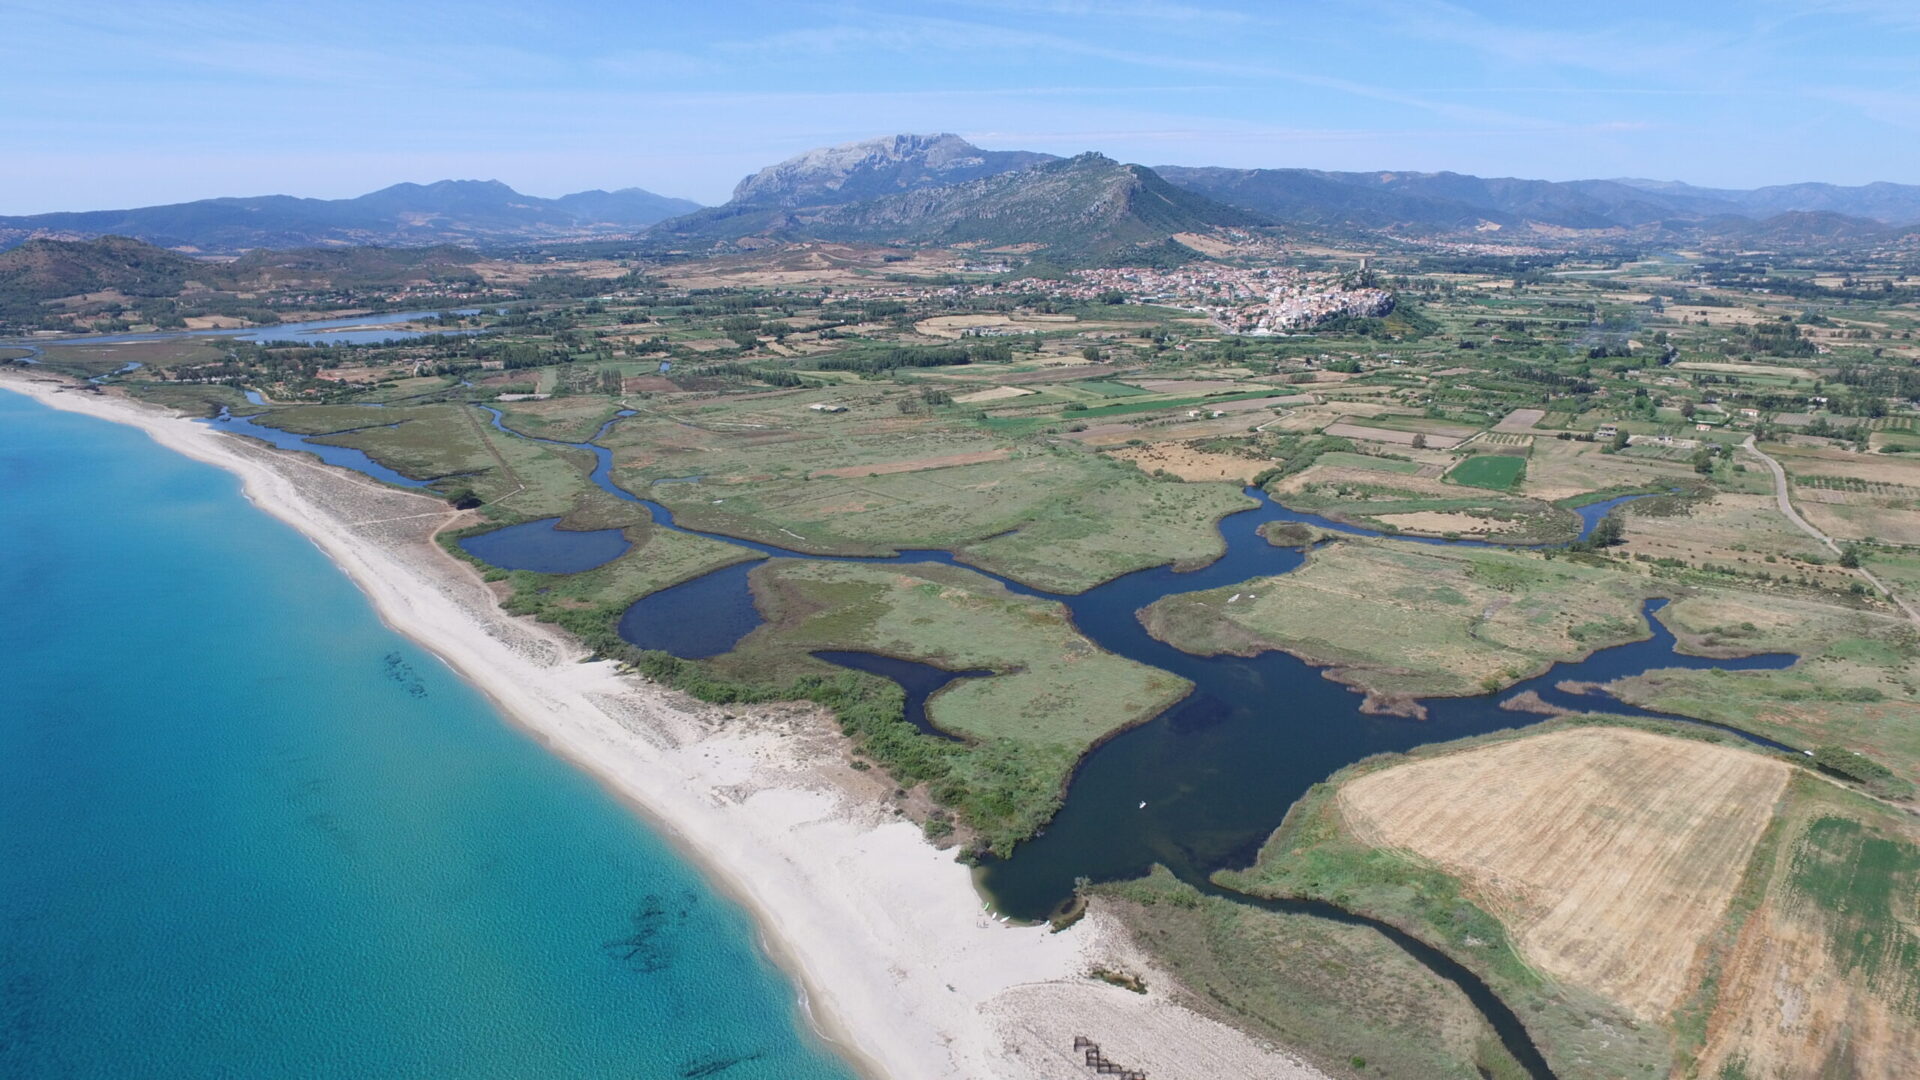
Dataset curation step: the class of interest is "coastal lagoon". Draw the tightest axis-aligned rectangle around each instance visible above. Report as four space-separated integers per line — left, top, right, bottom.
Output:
0 391 854 1080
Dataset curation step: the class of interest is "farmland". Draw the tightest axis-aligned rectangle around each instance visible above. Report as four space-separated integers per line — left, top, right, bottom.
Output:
1215 719 1920 1079
1445 452 1526 491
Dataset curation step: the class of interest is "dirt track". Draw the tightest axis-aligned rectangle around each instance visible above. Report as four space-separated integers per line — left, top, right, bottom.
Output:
1744 436 1920 627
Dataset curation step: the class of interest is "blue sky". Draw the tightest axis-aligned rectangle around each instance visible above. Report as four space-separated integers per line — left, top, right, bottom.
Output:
4 0 1916 213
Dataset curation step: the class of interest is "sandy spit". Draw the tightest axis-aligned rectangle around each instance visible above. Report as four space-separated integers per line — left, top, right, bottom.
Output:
2 374 1327 1080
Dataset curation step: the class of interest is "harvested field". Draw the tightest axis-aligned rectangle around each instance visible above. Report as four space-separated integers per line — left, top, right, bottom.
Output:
953 385 1036 404
1066 414 1265 446
1370 510 1530 537
914 313 1079 338
1323 421 1466 448
1109 442 1271 482
1674 360 1820 379
1338 727 1790 1019
1493 408 1545 433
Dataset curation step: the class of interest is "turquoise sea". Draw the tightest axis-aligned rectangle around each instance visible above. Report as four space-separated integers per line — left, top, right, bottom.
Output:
0 390 856 1080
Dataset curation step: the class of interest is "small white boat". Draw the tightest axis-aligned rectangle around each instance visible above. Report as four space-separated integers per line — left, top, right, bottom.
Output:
1138 801 1147 809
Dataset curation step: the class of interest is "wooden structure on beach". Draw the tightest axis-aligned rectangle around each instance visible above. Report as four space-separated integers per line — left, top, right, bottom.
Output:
1073 1036 1148 1079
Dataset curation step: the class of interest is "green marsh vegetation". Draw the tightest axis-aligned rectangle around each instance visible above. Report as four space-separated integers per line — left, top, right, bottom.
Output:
682 560 1190 854
1093 867 1529 1080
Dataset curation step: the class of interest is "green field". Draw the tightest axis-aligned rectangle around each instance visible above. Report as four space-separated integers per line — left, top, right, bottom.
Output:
1446 453 1527 491
1077 380 1153 397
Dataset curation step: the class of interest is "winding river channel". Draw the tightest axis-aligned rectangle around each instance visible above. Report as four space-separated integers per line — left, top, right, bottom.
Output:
184 385 1802 1079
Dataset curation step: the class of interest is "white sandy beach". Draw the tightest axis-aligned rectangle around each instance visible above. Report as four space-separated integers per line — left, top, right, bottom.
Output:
2 372 1328 1080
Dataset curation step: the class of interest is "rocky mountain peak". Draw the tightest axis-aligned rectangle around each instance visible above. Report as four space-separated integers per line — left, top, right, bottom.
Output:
728 133 1056 208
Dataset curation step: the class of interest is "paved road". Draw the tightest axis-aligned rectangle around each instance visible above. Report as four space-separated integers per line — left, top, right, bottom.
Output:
1742 436 1920 628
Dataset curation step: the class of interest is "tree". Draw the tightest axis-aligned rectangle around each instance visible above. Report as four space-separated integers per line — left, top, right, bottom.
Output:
1839 545 1863 569
1587 515 1624 547
1411 433 1427 450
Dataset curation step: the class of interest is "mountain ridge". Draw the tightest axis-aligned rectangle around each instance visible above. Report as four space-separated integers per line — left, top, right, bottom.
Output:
1156 165 1920 236
0 180 700 253
7 132 1919 255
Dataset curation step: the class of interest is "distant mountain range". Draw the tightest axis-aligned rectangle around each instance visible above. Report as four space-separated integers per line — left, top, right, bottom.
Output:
4 133 1916 258
0 180 699 252
1153 166 1920 236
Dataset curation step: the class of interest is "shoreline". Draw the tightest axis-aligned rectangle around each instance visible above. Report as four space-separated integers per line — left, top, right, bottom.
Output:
2 372 1328 1080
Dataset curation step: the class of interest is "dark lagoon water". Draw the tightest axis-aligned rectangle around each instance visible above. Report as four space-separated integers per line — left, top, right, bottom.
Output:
809 651 992 743
0 391 855 1080
199 409 433 488
459 517 632 574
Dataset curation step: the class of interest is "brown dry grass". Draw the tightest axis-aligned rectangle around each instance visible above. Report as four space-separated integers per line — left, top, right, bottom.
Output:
1770 443 1920 544
1110 442 1270 482
1338 727 1790 1019
1616 492 1847 582
1522 437 1696 501
1698 893 1917 1080
1694 783 1920 1080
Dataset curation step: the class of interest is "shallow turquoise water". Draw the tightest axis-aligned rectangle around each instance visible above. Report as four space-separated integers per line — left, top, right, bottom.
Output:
0 391 856 1080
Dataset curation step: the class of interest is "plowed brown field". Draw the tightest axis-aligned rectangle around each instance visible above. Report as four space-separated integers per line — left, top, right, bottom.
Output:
1337 727 1789 1019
